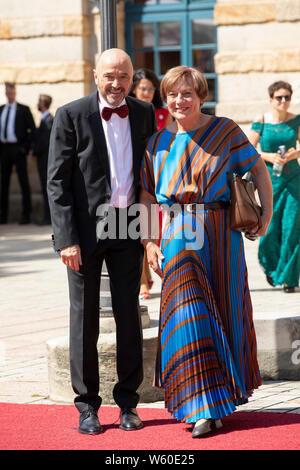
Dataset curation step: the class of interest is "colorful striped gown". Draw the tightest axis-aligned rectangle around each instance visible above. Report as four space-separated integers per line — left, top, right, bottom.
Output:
140 116 262 423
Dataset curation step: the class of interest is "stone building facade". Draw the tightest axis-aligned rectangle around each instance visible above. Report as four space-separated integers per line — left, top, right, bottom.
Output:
215 0 300 133
0 0 124 209
0 0 299 211
0 0 126 125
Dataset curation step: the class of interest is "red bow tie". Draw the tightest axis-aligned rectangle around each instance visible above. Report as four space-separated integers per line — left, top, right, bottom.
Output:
101 104 129 121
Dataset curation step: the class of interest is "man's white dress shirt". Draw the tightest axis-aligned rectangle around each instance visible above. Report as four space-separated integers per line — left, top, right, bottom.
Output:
98 96 134 209
41 110 50 122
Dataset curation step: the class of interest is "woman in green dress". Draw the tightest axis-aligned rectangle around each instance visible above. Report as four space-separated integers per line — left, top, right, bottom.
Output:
249 81 300 292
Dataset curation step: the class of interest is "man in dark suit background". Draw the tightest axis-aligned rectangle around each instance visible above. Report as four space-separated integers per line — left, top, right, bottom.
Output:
47 49 157 435
0 82 36 224
32 94 53 225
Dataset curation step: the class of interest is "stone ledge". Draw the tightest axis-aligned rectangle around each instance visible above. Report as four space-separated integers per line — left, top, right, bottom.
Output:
254 312 300 380
215 48 300 74
0 61 93 84
276 0 300 22
46 327 164 405
0 15 91 39
214 0 300 25
214 1 276 25
46 313 300 405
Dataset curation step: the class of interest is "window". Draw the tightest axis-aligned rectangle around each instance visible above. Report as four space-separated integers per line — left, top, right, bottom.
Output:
125 0 217 113
132 1 181 4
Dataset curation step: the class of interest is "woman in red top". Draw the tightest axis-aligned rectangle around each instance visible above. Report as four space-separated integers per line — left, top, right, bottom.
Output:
130 68 172 130
130 69 171 298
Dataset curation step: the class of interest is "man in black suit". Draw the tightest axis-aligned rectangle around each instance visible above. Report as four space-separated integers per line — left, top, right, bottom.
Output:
47 49 157 435
0 82 36 224
33 94 53 225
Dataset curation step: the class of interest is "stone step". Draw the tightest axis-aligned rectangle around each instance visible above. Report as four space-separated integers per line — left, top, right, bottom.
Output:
255 312 300 381
46 311 300 405
46 326 164 405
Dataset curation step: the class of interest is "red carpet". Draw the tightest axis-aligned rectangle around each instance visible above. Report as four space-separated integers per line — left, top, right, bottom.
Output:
1 402 300 450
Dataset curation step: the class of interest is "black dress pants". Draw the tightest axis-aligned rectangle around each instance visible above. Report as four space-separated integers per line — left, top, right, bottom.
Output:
37 153 50 221
0 143 31 221
67 235 144 413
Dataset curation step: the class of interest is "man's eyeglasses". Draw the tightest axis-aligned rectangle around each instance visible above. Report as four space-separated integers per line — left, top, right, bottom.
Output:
274 95 291 102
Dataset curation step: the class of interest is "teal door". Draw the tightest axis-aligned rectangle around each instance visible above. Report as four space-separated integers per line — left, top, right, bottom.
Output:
125 0 217 113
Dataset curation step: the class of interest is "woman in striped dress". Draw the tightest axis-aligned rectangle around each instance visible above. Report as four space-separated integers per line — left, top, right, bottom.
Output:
140 66 273 437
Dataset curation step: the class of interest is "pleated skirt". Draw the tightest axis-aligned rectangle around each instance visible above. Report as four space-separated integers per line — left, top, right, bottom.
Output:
155 207 261 423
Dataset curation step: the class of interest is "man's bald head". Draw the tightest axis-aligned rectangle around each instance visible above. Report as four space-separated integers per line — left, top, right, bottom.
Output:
96 48 133 74
94 49 133 107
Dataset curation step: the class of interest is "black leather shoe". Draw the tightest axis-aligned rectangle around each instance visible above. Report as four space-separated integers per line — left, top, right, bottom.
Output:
78 408 103 435
283 285 295 293
120 408 143 431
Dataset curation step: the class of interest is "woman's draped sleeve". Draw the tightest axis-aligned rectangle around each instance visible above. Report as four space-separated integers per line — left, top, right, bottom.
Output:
229 123 260 176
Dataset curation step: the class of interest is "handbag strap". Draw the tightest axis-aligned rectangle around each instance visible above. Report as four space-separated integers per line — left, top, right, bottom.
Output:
259 113 265 136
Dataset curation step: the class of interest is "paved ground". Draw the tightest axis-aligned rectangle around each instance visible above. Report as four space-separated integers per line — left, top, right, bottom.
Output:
0 223 300 414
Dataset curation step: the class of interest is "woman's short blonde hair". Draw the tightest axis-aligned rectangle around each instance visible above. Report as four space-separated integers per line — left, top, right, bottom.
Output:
160 66 208 102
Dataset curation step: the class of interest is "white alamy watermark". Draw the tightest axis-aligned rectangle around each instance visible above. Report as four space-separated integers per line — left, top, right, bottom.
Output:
291 340 300 365
95 201 206 250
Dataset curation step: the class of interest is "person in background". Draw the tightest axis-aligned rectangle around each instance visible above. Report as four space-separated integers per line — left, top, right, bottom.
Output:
249 81 300 293
130 68 172 131
130 68 171 299
140 65 273 438
0 82 35 224
32 94 53 225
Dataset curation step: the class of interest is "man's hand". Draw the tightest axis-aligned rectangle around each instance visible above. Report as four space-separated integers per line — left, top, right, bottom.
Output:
61 244 82 271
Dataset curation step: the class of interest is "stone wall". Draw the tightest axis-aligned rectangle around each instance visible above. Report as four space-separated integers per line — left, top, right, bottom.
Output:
3 0 300 202
215 0 300 127
0 0 125 199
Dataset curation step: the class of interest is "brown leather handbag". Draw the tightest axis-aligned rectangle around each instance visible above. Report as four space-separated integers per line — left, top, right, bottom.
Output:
229 173 262 238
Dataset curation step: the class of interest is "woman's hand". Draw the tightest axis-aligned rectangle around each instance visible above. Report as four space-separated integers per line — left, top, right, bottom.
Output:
285 147 299 162
61 244 82 271
249 211 272 238
272 152 286 166
143 241 165 278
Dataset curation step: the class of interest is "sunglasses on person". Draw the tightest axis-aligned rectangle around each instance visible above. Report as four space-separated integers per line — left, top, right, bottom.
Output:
273 94 291 102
